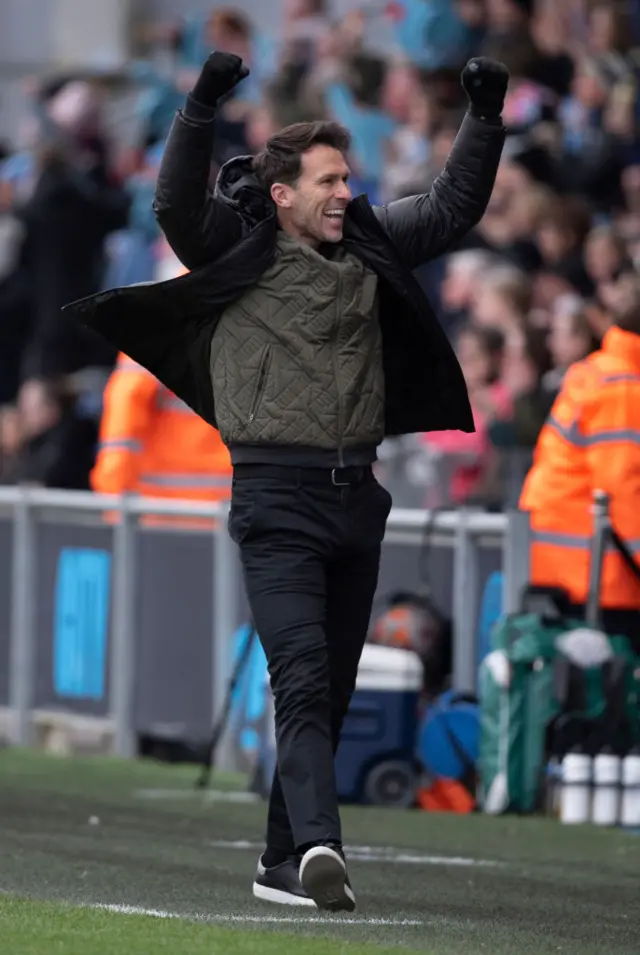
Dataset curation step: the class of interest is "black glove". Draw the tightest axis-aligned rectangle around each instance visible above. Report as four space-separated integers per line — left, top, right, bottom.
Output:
461 58 509 122
190 51 250 108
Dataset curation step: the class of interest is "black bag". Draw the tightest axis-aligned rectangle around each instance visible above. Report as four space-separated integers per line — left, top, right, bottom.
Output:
369 506 452 698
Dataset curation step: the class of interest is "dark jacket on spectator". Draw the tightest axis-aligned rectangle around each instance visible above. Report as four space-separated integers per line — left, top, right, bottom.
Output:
19 156 130 381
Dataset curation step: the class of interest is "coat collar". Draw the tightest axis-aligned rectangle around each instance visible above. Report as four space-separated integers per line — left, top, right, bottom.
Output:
602 325 640 370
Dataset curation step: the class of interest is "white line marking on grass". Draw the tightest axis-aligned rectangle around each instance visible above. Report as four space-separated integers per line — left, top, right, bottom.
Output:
135 788 260 804
219 916 424 925
92 904 422 926
209 839 260 850
207 840 500 867
354 852 498 867
214 916 423 925
95 904 178 920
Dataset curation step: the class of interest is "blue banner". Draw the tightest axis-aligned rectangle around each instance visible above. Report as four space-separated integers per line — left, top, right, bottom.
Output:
53 548 111 699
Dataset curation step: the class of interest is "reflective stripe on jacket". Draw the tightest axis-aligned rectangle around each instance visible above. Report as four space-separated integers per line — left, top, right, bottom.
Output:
519 326 640 609
91 352 231 501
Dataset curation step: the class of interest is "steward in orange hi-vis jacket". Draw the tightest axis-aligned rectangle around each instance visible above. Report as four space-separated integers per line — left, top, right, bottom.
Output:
520 279 640 637
91 353 231 504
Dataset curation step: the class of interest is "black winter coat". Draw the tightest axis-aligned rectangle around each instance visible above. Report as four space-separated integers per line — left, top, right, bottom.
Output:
63 101 505 438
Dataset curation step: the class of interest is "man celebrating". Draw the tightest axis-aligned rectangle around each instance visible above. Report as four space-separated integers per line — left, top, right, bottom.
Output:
65 52 508 911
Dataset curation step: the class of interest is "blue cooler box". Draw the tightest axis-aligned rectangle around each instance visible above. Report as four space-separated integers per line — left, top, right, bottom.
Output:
255 643 423 808
335 643 423 806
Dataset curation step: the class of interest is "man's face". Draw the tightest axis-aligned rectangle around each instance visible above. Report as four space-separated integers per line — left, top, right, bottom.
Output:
272 144 352 246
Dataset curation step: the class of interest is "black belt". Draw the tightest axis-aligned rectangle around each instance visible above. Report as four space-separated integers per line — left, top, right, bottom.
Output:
233 464 373 486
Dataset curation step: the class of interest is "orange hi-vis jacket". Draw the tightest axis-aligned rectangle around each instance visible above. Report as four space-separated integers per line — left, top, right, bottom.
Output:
520 325 640 610
91 353 232 502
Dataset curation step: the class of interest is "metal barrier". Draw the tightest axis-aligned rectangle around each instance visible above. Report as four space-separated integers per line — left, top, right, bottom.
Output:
0 486 530 768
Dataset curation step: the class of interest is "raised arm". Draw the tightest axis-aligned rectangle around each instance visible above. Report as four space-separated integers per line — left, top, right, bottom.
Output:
373 58 509 270
153 52 249 270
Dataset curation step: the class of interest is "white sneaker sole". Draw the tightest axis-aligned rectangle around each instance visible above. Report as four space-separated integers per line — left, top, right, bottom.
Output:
252 881 317 907
299 846 356 912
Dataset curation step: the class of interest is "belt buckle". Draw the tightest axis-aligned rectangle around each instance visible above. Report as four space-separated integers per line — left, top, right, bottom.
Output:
331 468 350 486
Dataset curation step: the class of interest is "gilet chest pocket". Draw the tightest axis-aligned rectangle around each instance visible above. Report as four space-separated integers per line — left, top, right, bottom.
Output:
358 273 378 320
246 344 273 427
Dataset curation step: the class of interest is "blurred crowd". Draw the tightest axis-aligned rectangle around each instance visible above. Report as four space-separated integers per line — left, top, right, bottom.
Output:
0 0 639 507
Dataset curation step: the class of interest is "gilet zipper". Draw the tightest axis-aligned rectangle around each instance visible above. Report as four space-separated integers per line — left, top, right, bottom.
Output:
332 271 345 467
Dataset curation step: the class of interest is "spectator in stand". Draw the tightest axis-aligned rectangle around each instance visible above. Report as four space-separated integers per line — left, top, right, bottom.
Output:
502 179 553 270
587 1 636 70
534 196 594 295
8 79 130 489
487 323 555 503
469 262 532 349
437 249 497 338
618 164 640 260
312 48 398 189
583 295 615 341
421 325 513 505
422 115 463 188
528 4 574 98
583 223 635 314
489 302 598 462
390 0 482 70
282 0 329 68
555 55 635 208
174 5 279 107
545 306 601 390
482 0 537 62
380 79 444 203
460 158 547 269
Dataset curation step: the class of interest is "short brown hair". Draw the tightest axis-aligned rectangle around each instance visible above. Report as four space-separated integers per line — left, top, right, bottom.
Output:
538 196 592 246
252 121 351 190
612 273 640 335
482 265 533 316
569 311 601 352
208 9 252 40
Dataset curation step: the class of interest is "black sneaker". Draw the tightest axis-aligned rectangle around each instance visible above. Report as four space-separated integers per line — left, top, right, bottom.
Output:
299 845 356 912
252 855 317 907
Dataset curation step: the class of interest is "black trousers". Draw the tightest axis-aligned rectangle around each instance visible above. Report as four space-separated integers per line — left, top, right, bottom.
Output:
228 465 391 855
